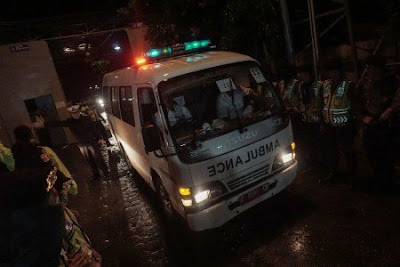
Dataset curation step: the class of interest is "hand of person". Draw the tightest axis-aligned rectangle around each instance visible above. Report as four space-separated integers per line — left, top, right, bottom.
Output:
91 249 102 266
69 209 80 219
67 252 93 266
380 107 393 120
32 121 44 128
67 250 102 267
362 116 373 125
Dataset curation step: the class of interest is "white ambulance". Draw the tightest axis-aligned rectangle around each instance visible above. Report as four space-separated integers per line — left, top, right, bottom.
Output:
102 40 297 231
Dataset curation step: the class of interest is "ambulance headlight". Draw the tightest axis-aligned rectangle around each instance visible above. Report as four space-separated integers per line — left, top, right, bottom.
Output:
179 181 227 207
194 190 210 203
281 152 294 164
272 142 295 171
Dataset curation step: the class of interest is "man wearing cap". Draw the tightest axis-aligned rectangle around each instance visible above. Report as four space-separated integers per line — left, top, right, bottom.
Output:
34 104 110 180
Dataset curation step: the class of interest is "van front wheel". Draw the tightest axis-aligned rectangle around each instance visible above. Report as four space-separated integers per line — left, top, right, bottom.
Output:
155 179 175 219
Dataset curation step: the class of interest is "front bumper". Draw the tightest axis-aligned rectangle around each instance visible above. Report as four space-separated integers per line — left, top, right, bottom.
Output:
186 161 298 231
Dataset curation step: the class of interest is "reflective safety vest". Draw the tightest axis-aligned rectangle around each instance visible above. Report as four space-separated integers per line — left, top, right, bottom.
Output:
323 80 352 126
303 81 323 123
282 79 305 115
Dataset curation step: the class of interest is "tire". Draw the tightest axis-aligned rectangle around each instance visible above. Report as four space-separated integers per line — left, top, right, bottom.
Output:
154 178 176 221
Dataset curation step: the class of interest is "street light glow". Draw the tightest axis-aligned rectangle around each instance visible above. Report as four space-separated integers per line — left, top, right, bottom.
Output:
114 45 121 51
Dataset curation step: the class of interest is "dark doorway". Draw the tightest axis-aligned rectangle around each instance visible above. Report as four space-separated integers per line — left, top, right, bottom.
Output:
24 95 67 147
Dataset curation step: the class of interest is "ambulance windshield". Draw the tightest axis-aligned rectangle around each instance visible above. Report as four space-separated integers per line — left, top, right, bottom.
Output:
157 61 283 160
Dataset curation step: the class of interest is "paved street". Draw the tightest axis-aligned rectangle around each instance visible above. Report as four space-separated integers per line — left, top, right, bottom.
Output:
60 133 400 266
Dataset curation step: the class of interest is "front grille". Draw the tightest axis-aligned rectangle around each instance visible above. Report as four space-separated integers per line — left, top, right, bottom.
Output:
226 164 270 190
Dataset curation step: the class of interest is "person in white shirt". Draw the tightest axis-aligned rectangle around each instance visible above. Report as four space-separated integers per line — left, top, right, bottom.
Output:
155 96 192 128
216 89 244 120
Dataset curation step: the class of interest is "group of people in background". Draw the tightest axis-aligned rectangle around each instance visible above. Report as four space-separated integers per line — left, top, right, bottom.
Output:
276 55 400 190
1 54 399 264
0 100 108 266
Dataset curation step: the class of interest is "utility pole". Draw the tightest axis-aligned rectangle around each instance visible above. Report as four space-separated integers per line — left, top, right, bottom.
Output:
344 0 359 81
307 0 320 80
280 0 295 65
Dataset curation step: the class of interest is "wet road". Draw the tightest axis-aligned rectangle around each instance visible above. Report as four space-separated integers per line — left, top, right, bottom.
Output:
60 137 400 266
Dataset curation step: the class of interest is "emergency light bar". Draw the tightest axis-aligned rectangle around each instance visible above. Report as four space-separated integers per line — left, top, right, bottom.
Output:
135 40 213 66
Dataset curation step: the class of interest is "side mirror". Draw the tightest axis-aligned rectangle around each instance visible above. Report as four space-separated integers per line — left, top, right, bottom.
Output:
142 125 161 152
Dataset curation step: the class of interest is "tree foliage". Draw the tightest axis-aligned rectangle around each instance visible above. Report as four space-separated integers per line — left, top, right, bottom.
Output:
118 0 284 64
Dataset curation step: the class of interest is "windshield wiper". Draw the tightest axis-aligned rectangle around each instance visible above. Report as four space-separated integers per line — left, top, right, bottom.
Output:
230 78 246 134
189 120 200 149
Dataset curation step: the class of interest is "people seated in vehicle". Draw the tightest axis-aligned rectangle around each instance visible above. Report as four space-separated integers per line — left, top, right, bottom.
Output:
235 76 274 118
155 96 192 128
242 97 256 119
239 82 260 119
216 86 244 121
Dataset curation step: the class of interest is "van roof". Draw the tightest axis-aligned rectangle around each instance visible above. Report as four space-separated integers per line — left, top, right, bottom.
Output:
102 51 256 86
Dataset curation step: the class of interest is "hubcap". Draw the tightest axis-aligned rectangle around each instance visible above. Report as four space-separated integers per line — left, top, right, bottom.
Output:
159 184 173 214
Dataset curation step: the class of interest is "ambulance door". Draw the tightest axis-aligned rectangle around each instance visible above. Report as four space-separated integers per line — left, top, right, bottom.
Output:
136 86 169 186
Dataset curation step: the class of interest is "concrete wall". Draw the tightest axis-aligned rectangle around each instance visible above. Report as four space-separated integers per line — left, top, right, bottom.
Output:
0 40 74 147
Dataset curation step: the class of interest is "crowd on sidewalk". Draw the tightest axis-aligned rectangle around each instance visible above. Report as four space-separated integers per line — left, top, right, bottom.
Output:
0 102 107 266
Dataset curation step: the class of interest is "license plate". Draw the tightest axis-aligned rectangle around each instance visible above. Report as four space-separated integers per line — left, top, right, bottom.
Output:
239 181 277 205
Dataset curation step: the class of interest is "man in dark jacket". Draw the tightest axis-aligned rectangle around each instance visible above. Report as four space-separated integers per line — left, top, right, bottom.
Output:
358 56 400 187
35 104 110 180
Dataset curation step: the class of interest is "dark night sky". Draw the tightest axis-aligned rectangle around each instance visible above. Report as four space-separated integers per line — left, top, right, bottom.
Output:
1 0 396 102
0 0 128 21
1 0 390 21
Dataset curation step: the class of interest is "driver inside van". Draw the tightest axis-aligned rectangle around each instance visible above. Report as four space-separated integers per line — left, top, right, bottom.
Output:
156 96 192 128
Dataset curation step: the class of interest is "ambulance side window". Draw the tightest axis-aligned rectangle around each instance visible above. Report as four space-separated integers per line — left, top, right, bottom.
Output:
111 86 121 119
138 87 157 126
102 86 112 114
119 86 135 127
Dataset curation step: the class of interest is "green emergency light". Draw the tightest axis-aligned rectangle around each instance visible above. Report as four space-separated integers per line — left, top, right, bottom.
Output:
144 40 212 59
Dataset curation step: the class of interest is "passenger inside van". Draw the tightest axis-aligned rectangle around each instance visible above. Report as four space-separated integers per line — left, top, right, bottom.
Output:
216 84 244 120
236 75 259 119
156 96 192 128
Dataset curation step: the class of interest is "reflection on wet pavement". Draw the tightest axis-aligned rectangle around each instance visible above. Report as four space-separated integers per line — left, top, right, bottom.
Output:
61 135 400 266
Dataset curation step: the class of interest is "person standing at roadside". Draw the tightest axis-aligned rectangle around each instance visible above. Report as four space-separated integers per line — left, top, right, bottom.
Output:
319 71 357 185
358 56 400 188
34 104 110 180
80 100 111 146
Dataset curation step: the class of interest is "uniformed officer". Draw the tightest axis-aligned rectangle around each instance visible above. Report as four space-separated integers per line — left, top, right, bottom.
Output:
281 77 306 145
319 71 357 185
358 56 400 187
300 81 324 169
